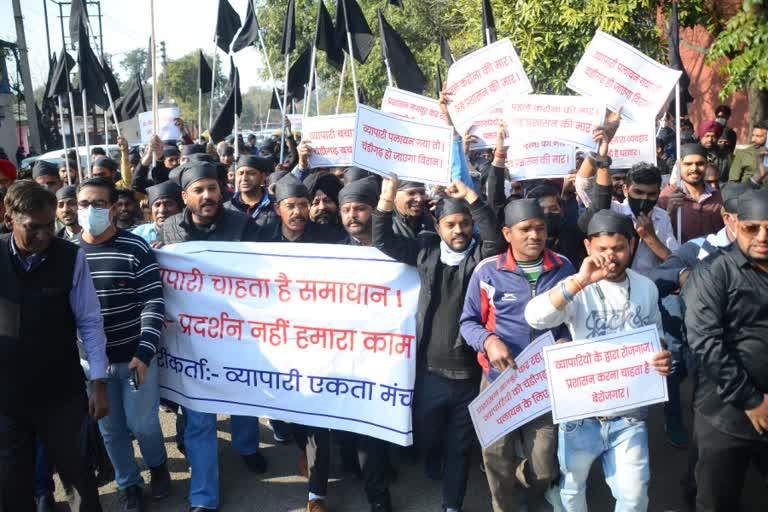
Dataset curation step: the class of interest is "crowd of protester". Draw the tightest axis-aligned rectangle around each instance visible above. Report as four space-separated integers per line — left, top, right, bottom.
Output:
1 93 767 512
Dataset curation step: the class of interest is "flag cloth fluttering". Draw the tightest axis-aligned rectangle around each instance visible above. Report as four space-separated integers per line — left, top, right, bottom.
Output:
315 0 344 71
232 0 260 53
215 0 243 53
114 75 148 122
209 60 242 143
668 1 693 117
377 9 427 93
76 21 108 108
197 51 213 94
47 50 75 99
336 0 375 64
482 0 497 46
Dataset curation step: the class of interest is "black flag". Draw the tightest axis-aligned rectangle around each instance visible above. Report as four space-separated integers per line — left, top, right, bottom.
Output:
143 36 153 81
228 56 242 116
114 75 147 122
270 88 293 110
482 0 497 46
315 0 344 71
357 84 368 105
197 51 213 93
76 21 109 108
232 0 259 52
377 10 426 93
215 0 242 53
440 35 454 65
101 58 121 102
44 54 57 98
668 1 693 117
47 50 75 99
435 62 443 98
286 48 312 101
69 0 89 44
209 66 242 143
281 0 296 55
336 0 375 64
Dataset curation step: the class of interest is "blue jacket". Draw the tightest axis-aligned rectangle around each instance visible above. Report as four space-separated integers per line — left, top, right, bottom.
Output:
460 247 575 381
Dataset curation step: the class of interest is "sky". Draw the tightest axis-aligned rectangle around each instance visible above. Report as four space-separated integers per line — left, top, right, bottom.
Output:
1 0 272 92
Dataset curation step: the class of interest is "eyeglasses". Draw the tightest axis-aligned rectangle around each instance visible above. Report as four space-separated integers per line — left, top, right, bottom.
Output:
739 223 768 236
77 200 109 209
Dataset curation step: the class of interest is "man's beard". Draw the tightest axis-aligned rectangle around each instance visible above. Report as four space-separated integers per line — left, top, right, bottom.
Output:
313 211 338 225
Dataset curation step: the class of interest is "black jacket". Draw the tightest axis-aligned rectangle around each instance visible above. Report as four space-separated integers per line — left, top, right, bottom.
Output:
683 245 768 441
372 199 502 378
223 190 277 229
131 161 170 194
158 206 260 244
256 219 346 244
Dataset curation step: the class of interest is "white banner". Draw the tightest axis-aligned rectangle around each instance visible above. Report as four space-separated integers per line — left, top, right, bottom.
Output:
503 95 605 151
469 332 555 449
506 140 576 181
301 114 356 168
352 104 453 186
445 38 533 132
542 325 668 423
567 31 681 121
139 107 181 143
287 114 303 133
607 117 657 169
380 87 448 126
155 242 420 446
467 107 503 150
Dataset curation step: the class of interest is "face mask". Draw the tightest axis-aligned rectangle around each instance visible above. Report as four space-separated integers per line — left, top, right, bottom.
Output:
544 213 563 240
715 116 727 126
627 197 657 218
78 206 111 236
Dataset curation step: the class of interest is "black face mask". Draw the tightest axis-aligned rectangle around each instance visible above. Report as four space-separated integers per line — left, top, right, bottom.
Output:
627 196 657 217
544 213 563 242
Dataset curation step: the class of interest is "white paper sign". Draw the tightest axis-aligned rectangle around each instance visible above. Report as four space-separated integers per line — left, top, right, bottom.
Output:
380 87 448 126
607 117 657 169
469 332 555 449
506 140 576 181
445 38 533 132
287 114 303 133
567 31 682 121
352 104 453 186
302 114 356 168
543 325 668 423
156 242 421 446
504 95 605 150
139 107 181 143
467 107 503 150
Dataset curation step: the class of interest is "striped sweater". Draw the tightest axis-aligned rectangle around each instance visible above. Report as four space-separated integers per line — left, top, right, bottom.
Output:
73 229 164 365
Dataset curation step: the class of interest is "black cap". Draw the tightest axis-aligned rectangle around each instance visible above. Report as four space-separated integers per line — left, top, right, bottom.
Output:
435 197 471 220
586 210 636 240
737 189 768 221
680 143 708 159
343 166 371 184
274 174 309 203
181 144 206 156
179 162 220 190
55 184 77 200
722 182 749 213
268 170 289 188
504 198 544 227
32 160 59 179
339 177 378 207
163 145 181 158
236 155 273 173
92 156 118 172
397 180 425 191
147 181 183 206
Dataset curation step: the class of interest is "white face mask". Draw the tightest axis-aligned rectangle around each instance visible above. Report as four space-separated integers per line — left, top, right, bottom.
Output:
78 206 111 236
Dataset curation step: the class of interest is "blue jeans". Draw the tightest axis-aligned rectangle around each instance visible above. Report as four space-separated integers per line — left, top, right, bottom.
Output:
558 417 649 512
34 438 54 497
183 408 261 509
82 359 167 490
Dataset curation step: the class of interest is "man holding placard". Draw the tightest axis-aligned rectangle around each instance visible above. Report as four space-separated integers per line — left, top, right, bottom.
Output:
460 199 574 511
524 210 671 512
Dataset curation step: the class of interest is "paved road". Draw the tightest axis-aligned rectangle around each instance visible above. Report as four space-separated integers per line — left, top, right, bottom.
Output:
54 381 767 511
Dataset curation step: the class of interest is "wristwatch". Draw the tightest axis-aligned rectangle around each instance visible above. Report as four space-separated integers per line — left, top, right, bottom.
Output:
588 151 612 169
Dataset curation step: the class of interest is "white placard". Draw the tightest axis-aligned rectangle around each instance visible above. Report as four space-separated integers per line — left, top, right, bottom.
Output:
445 38 533 132
542 325 668 423
607 117 657 169
352 104 453 186
506 140 576 181
469 332 555 449
287 114 303 133
302 114 356 168
139 107 181 143
466 107 503 150
503 95 605 151
156 242 420 446
567 31 682 121
380 87 448 126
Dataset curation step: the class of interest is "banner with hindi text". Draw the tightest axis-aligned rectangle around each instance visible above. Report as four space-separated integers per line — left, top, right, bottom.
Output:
302 114 356 168
606 117 657 169
506 140 576 181
380 87 447 126
155 242 420 445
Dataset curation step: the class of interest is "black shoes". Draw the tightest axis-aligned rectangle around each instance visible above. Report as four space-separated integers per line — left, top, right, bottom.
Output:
149 461 172 499
242 452 268 474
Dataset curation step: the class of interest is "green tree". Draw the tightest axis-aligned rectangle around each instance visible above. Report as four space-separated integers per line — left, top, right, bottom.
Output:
120 48 148 82
707 0 768 127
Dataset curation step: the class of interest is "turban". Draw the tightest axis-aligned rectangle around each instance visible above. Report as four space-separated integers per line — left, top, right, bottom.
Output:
338 177 378 207
587 210 636 240
0 160 17 183
304 171 342 204
698 120 723 140
504 198 544 227
274 174 308 203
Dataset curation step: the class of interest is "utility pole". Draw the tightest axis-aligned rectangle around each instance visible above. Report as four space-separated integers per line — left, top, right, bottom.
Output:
12 0 41 152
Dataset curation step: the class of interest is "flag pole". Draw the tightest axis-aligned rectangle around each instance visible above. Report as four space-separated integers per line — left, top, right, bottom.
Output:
68 90 82 182
384 58 394 87
81 89 91 177
198 87 202 142
485 28 491 47
103 109 109 147
314 67 320 116
674 81 682 244
104 85 121 138
234 66 239 160
336 54 347 114
252 0 283 114
304 45 317 117
57 95 72 185
209 37 218 136
340 0 359 105
280 52 290 163
151 0 158 170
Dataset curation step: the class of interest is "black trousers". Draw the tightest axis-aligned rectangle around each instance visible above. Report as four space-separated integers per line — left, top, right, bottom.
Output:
695 412 768 512
413 371 478 510
294 425 391 504
0 392 102 512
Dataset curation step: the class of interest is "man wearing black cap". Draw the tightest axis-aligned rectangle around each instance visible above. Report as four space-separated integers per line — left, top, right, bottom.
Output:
658 143 724 243
132 182 182 244
131 135 182 194
32 161 63 194
55 185 81 240
156 162 267 512
392 181 434 239
461 198 575 511
339 177 379 246
91 156 129 188
526 184 586 268
223 155 276 228
525 210 672 512
373 175 501 512
683 189 768 512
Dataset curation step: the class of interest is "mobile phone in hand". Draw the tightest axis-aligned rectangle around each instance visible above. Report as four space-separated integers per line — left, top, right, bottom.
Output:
131 368 140 390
